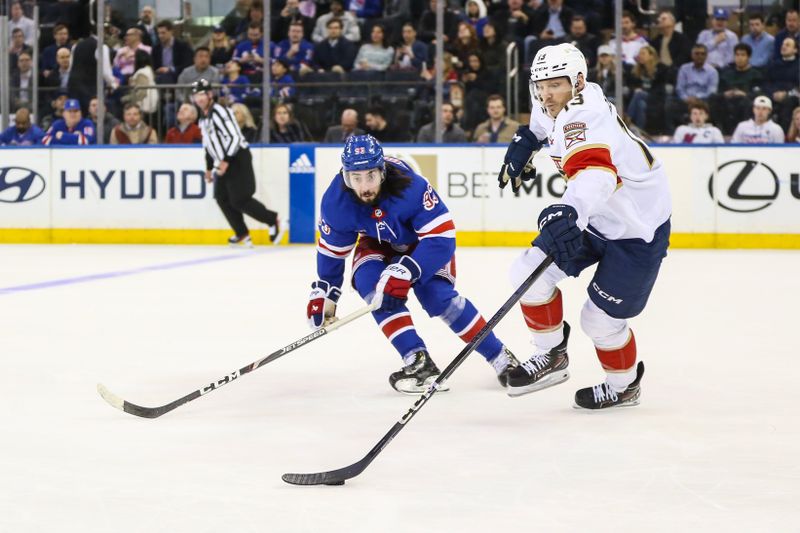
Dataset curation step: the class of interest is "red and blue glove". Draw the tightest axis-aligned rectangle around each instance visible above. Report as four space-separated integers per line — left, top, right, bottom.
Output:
498 125 542 193
372 256 421 312
533 204 583 270
307 280 341 329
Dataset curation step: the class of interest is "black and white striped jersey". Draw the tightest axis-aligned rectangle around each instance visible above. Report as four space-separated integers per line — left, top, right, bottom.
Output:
199 102 249 169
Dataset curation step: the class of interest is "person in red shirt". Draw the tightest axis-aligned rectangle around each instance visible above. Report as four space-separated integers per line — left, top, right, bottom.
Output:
165 103 202 143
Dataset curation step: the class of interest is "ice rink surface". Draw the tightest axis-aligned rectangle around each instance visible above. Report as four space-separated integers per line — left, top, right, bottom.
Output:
1 244 798 533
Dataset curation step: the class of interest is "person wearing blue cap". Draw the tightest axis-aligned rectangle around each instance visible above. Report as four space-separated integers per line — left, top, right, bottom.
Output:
696 8 739 69
305 134 521 394
42 98 96 145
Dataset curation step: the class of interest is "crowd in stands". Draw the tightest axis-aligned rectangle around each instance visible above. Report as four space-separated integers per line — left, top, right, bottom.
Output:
3 0 800 146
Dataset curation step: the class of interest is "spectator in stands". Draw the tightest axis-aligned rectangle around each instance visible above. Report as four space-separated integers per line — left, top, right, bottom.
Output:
672 101 723 144
110 103 158 144
41 92 68 132
8 1 35 47
166 103 203 144
488 0 534 48
365 105 410 142
8 28 31 74
41 24 71 79
323 108 364 143
465 0 488 38
313 0 361 43
269 103 311 142
676 44 718 103
221 60 252 104
88 97 120 144
786 106 800 142
392 22 426 71
177 47 221 102
714 43 763 134
354 24 394 71
773 9 799 62
741 14 774 69
227 103 258 142
68 27 119 112
43 98 96 145
479 21 506 73
347 0 383 20
564 15 599 68
697 8 738 69
419 0 460 44
234 22 272 82
271 58 296 101
114 28 152 80
152 20 194 84
589 44 618 102
472 94 519 143
451 22 480 72
608 10 648 66
420 51 459 92
42 48 72 92
531 0 574 41
10 52 33 108
236 0 269 41
209 26 234 69
626 45 669 130
0 107 44 146
731 96 785 144
220 0 252 38
275 21 315 76
765 37 800 128
462 52 497 98
416 101 467 142
123 50 159 119
650 10 691 77
314 18 358 72
134 5 157 47
275 0 314 41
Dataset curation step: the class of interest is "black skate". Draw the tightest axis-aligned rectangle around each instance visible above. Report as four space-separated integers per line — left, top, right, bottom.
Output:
228 234 253 248
507 322 571 397
492 346 521 387
389 350 449 394
574 361 645 410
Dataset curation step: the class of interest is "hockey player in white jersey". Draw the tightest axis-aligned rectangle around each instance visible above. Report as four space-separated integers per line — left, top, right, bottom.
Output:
497 43 672 409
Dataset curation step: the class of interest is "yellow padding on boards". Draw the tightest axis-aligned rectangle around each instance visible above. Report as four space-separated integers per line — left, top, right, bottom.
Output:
0 229 798 249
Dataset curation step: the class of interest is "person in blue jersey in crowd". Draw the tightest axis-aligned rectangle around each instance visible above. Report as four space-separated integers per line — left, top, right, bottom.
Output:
0 107 44 145
307 134 520 393
42 98 96 145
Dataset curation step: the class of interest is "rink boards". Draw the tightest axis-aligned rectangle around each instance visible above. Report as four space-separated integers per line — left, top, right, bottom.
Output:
0 143 798 248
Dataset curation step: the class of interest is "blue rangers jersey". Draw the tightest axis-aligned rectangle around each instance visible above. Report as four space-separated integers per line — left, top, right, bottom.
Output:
42 118 97 146
316 157 456 289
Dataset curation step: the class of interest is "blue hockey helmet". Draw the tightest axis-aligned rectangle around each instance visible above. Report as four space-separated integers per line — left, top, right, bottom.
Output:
341 134 384 172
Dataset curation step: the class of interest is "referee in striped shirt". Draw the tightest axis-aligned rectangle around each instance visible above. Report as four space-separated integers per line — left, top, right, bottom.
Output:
192 79 280 246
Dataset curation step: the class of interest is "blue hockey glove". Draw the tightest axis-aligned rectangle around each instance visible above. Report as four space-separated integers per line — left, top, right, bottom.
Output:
307 280 342 329
498 125 542 193
532 204 583 269
372 256 421 312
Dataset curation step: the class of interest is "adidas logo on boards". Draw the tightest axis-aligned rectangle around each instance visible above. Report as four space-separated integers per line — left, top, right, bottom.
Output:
290 153 315 174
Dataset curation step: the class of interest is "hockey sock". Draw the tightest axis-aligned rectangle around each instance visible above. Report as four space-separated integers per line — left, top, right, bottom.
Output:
596 330 637 391
440 296 503 362
521 288 564 350
374 309 426 360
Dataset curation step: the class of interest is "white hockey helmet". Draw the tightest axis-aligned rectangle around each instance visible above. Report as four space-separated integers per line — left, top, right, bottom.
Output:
529 43 588 101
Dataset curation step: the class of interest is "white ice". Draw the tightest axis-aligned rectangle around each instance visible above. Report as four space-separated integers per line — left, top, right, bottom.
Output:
0 244 798 532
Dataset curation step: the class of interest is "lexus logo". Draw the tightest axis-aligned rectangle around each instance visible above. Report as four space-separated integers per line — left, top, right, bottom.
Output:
0 166 46 203
708 160 779 213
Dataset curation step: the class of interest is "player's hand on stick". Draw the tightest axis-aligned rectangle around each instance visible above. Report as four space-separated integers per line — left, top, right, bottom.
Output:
498 125 542 193
307 280 341 329
372 256 420 312
533 204 583 270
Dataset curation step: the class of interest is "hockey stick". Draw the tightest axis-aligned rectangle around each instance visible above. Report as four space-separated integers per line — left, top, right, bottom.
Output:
282 255 555 486
97 303 377 419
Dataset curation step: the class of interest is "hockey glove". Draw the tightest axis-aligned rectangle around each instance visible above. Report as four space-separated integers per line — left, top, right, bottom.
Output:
307 280 342 329
533 204 583 270
372 256 421 312
498 125 542 193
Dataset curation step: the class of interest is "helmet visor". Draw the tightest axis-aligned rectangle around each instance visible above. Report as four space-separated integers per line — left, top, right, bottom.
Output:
343 167 384 190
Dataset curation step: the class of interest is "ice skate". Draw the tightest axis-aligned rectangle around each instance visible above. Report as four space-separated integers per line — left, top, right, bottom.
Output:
573 361 644 410
228 234 254 248
389 350 449 394
491 346 520 387
507 322 571 397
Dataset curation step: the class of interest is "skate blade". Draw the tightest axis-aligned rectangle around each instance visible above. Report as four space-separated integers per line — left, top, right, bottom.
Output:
228 242 254 249
507 370 569 398
572 395 641 410
394 375 450 395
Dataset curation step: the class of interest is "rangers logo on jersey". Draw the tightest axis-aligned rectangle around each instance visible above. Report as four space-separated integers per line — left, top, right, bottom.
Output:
422 184 439 211
372 208 385 220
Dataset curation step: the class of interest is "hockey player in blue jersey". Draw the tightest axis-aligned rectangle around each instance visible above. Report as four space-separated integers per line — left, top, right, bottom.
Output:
42 98 96 145
307 135 520 393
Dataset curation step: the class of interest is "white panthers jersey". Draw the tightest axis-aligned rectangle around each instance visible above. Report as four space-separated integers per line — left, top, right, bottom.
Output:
529 82 672 242
672 124 724 144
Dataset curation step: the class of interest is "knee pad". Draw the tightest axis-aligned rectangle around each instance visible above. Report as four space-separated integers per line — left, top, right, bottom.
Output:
579 299 629 349
509 247 566 304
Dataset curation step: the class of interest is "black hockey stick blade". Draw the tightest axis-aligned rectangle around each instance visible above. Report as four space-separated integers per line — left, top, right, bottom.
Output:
282 256 554 486
96 304 376 419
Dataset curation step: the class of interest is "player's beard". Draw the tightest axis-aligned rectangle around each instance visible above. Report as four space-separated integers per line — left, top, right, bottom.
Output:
355 190 379 205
